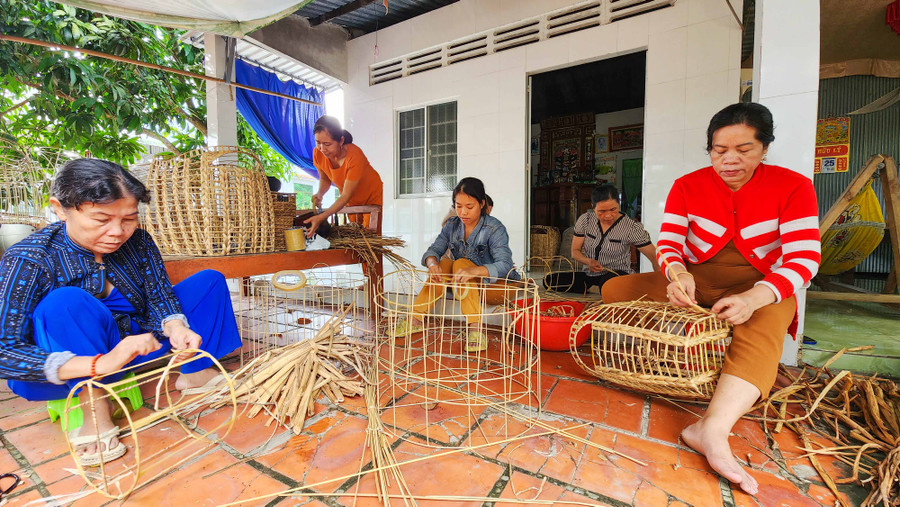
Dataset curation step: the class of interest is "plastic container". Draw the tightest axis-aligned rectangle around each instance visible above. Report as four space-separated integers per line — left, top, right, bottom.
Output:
514 299 591 351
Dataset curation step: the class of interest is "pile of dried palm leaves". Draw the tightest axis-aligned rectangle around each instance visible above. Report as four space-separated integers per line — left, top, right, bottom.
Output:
759 347 899 507
222 311 372 434
329 224 413 270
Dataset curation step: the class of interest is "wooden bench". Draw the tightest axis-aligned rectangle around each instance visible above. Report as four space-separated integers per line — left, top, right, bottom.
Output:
163 205 384 312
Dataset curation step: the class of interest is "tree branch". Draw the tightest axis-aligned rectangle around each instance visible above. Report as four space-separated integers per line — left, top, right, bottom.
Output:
175 106 207 137
141 129 180 156
0 97 32 119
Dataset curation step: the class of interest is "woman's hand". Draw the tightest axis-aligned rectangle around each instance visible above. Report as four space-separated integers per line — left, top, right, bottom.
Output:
711 285 777 325
311 192 324 209
427 262 443 282
454 266 485 284
165 320 203 362
666 272 697 307
98 333 162 375
304 213 327 238
587 260 604 273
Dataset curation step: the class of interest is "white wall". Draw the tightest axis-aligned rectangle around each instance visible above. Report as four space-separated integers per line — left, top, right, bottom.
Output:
344 0 743 268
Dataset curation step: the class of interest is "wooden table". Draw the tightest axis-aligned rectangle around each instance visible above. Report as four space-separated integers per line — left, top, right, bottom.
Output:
163 205 385 313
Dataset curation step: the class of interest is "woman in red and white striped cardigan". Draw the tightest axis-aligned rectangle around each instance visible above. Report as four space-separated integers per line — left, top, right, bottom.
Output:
603 102 820 495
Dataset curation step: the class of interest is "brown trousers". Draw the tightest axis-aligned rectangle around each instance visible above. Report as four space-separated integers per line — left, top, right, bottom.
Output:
413 258 510 324
601 242 796 399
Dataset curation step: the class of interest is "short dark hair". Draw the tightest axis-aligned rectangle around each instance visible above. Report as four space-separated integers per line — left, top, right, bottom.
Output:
313 115 353 144
485 194 494 208
51 158 150 209
590 184 620 206
706 102 775 151
452 177 487 210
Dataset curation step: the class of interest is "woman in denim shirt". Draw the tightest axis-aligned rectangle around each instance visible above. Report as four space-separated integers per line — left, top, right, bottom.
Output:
390 177 519 352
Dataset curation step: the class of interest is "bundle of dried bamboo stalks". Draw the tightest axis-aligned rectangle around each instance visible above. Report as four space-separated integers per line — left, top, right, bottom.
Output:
329 224 413 269
222 311 372 434
759 347 899 507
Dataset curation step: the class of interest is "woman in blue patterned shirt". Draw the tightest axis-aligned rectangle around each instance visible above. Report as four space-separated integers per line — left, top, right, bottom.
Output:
0 158 241 466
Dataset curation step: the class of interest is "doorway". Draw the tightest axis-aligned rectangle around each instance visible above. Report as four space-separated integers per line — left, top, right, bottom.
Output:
528 52 647 263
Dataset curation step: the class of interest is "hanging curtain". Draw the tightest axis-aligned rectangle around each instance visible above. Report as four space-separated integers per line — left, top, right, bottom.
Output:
235 59 325 178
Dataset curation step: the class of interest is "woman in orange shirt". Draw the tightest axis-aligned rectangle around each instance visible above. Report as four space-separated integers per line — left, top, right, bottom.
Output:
305 116 384 237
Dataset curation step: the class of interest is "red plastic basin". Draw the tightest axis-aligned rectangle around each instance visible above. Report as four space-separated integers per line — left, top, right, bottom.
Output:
513 300 590 351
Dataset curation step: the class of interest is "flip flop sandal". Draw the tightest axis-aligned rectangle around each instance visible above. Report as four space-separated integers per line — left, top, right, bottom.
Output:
68 427 126 467
464 330 488 352
181 373 226 396
385 320 424 338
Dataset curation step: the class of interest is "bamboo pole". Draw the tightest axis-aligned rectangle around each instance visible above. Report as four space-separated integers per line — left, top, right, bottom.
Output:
0 34 323 106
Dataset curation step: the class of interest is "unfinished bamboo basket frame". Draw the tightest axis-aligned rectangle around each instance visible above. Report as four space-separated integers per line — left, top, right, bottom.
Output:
519 255 614 302
0 143 55 228
375 268 542 447
235 267 373 363
145 146 275 256
569 300 733 400
63 349 237 501
271 192 297 251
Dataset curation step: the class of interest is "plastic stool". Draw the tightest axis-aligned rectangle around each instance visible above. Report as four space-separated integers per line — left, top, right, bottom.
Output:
46 372 143 431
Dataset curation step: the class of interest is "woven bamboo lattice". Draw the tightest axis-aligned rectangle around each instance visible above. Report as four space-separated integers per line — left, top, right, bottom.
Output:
570 301 733 400
235 267 373 363
0 143 54 228
145 147 274 256
63 350 237 501
375 269 542 447
529 225 560 267
271 192 297 251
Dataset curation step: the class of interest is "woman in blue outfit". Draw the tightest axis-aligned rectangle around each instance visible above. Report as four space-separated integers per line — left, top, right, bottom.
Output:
0 158 242 465
390 177 520 352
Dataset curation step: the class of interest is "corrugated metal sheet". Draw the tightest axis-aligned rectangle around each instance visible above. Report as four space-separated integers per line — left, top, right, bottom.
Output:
816 75 900 274
295 0 459 36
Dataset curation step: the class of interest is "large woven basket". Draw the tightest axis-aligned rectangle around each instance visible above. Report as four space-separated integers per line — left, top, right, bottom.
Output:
570 301 733 400
145 147 275 256
529 225 560 268
271 192 297 251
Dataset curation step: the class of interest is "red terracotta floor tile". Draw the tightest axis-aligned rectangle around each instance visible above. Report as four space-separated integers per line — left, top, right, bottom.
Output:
489 420 593 483
266 413 369 493
4 418 70 465
732 467 819 507
496 472 606 506
596 432 724 505
1 488 45 506
350 436 506 506
647 397 705 443
539 350 597 381
807 483 854 506
633 481 670 505
543 379 645 432
0 446 39 493
380 384 486 446
0 395 48 430
122 449 288 505
32 455 76 486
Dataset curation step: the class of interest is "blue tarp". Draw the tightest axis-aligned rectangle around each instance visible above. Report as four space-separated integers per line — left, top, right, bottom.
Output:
235 59 324 178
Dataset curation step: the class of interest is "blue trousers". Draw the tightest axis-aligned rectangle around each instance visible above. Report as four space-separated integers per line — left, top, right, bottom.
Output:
9 270 242 401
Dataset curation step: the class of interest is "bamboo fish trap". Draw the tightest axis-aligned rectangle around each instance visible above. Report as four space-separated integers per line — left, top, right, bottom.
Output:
570 301 733 400
0 142 54 228
145 146 275 256
62 350 237 501
375 269 542 447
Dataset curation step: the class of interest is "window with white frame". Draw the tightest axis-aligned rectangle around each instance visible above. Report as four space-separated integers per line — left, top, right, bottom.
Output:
397 101 457 196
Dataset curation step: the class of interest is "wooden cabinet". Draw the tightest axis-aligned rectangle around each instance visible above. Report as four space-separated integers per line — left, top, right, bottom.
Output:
531 183 595 230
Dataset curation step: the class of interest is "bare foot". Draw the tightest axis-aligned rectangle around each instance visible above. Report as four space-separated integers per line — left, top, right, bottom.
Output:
72 395 119 458
175 367 221 391
681 419 759 495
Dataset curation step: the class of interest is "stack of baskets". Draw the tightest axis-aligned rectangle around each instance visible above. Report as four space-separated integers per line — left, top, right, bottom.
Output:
145 146 275 256
271 193 298 251
529 225 560 268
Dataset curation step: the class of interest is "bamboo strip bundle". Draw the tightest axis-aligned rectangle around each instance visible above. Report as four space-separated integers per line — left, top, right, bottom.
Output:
329 224 414 270
758 349 900 507
226 311 372 434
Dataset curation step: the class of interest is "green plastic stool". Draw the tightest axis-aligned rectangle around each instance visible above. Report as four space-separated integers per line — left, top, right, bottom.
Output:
47 371 144 431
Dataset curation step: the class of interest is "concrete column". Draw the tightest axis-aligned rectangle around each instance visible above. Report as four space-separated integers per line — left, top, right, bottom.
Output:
752 0 820 366
204 33 238 147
